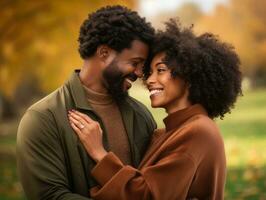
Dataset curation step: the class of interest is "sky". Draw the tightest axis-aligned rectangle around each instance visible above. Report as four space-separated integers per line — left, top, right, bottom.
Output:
139 0 229 16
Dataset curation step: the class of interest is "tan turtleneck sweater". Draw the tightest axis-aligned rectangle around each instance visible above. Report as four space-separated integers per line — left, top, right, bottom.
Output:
82 86 131 165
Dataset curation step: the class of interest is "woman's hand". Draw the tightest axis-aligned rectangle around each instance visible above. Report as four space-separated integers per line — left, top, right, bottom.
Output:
68 110 107 162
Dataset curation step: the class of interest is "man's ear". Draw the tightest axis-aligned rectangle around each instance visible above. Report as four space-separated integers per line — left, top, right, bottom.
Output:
96 45 117 67
96 45 110 61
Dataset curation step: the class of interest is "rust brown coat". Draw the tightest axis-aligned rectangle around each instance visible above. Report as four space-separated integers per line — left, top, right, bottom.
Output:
90 104 226 200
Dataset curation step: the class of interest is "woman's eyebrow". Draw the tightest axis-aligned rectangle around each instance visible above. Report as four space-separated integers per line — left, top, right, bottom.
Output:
155 62 165 66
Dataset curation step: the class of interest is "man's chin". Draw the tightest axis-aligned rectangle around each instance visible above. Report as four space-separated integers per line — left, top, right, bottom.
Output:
107 84 128 103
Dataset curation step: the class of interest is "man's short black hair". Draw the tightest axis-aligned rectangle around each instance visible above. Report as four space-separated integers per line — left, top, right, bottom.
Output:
78 5 155 59
144 19 242 119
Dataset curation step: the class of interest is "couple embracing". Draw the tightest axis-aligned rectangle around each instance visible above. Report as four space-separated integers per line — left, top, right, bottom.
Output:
17 5 242 200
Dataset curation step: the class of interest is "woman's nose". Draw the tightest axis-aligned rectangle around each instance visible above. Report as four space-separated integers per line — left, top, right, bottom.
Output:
146 72 156 85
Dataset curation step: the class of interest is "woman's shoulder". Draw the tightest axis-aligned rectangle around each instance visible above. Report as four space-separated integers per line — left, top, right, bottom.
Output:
171 114 224 151
188 114 224 149
172 114 225 163
187 114 220 137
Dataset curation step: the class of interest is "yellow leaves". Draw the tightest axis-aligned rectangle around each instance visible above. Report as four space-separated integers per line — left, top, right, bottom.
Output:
243 166 261 182
2 42 14 58
33 39 58 57
225 138 266 168
195 0 266 82
0 0 136 97
247 149 261 166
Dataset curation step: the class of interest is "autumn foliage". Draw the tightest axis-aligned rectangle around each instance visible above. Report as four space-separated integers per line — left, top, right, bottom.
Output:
0 0 266 101
0 0 135 99
196 0 266 87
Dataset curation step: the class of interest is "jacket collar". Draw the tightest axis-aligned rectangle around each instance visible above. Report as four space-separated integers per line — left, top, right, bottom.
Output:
66 70 135 154
163 104 208 132
66 70 94 110
66 70 135 140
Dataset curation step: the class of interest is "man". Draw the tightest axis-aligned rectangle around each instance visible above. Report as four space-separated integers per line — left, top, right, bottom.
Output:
17 5 156 200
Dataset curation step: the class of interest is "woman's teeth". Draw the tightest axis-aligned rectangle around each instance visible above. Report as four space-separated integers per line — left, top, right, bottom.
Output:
150 89 163 95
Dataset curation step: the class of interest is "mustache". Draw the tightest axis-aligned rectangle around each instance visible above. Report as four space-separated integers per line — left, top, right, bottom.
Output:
125 73 138 82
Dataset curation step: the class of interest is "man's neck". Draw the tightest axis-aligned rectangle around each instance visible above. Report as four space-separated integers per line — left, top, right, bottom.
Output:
79 60 108 94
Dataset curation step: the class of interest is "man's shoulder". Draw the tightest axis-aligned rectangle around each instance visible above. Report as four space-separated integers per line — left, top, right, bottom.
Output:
28 85 68 114
18 86 69 135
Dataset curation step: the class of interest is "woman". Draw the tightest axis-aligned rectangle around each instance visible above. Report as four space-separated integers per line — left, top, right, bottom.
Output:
68 19 242 200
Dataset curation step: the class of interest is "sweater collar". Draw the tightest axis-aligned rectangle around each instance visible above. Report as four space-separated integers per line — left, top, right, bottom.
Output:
163 104 208 132
83 85 113 105
66 70 130 110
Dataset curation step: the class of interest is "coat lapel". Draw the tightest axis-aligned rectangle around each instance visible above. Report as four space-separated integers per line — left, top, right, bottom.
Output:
119 100 138 166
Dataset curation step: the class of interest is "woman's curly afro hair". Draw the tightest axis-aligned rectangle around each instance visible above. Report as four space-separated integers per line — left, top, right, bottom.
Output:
78 5 154 59
144 19 242 119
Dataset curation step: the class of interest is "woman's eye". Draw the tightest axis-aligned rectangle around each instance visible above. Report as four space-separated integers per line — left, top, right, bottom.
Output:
157 68 167 73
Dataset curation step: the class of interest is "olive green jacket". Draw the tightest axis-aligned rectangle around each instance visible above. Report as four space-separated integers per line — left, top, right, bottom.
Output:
17 71 156 200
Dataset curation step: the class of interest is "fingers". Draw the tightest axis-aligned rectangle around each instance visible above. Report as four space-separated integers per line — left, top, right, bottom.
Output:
71 110 94 124
68 110 103 135
68 115 81 128
68 111 87 126
69 121 83 139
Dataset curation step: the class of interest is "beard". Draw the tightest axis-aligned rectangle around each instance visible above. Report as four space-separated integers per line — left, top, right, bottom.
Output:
102 59 129 103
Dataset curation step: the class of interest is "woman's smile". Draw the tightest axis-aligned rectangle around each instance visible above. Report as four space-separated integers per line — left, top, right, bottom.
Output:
146 52 189 113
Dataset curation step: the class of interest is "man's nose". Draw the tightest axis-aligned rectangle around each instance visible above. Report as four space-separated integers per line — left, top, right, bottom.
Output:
134 65 143 78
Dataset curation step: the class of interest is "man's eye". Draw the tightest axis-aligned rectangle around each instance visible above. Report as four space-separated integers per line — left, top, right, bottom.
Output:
132 62 139 67
132 62 144 68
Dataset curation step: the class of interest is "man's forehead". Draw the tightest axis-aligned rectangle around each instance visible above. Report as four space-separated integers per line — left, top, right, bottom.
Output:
119 40 149 59
130 40 148 49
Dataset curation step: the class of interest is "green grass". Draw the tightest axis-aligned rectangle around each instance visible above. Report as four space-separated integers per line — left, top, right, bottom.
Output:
0 159 25 200
0 87 266 199
0 120 25 200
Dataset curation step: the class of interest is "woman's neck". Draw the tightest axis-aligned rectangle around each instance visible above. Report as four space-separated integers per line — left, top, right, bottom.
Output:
165 99 192 115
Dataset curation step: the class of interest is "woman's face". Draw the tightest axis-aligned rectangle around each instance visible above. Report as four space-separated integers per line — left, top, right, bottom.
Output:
146 52 190 113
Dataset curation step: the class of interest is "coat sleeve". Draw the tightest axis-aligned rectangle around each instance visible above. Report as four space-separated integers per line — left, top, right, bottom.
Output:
90 152 197 200
16 109 92 200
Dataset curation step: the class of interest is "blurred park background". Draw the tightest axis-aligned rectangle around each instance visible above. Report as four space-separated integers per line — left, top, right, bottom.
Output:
0 0 266 199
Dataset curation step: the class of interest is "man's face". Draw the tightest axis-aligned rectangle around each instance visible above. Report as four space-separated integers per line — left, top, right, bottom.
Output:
102 40 149 102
